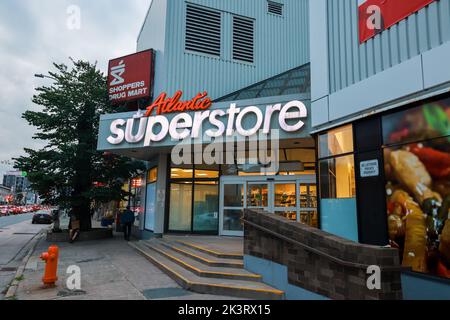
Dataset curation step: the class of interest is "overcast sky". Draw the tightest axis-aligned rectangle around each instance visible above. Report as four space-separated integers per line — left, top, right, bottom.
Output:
0 0 152 180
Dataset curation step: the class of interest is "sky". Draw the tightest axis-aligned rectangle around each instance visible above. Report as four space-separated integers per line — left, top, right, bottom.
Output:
0 0 152 180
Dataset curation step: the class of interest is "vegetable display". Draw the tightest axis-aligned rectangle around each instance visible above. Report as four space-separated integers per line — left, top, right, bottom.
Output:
384 101 450 279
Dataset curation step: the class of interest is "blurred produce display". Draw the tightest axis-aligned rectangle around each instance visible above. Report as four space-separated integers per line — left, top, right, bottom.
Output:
384 98 450 279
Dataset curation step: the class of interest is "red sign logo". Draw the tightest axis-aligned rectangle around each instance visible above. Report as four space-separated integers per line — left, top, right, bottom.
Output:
108 50 154 104
359 0 436 43
144 91 212 117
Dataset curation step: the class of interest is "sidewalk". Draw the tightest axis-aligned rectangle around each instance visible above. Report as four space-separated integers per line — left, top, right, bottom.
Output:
16 233 242 300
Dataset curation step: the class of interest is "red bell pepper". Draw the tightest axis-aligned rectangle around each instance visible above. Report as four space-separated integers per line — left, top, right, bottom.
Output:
410 145 450 179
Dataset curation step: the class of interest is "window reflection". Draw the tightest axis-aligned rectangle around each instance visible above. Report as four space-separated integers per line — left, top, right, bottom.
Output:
319 125 354 158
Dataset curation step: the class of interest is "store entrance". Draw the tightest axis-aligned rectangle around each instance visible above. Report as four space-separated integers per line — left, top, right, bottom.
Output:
219 175 317 236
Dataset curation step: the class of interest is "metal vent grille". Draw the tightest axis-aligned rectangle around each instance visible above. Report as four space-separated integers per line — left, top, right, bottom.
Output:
185 4 221 56
232 16 255 63
267 1 283 16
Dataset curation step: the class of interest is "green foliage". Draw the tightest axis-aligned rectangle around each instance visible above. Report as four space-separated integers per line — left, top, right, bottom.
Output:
14 59 145 229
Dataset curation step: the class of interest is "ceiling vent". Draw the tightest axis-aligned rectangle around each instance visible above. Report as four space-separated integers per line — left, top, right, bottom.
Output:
185 4 221 56
232 16 255 63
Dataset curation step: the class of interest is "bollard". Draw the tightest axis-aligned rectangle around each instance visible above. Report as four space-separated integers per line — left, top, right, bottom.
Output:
40 245 59 287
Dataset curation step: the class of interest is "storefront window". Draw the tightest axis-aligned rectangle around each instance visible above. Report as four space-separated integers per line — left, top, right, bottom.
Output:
247 184 269 208
145 167 157 231
383 98 450 146
130 177 143 227
318 125 358 242
147 167 158 184
383 98 450 279
274 184 296 207
224 184 244 207
193 182 219 232
319 155 356 199
171 167 194 179
169 183 193 231
168 159 220 234
319 125 354 158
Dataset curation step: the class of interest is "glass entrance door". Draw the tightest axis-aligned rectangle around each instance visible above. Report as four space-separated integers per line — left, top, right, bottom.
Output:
220 183 245 236
220 175 317 236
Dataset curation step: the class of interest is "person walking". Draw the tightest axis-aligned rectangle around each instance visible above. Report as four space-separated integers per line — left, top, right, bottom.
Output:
120 206 135 241
68 210 80 244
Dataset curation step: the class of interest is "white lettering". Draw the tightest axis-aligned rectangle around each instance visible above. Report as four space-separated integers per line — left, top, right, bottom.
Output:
107 119 126 145
279 101 307 132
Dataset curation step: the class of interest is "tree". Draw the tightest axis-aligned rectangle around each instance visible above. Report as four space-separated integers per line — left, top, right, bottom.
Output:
14 59 145 231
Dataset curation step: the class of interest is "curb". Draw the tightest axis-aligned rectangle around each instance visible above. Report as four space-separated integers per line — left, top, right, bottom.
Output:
4 230 46 300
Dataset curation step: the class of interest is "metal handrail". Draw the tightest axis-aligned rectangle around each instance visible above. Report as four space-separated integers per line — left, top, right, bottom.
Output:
242 218 407 272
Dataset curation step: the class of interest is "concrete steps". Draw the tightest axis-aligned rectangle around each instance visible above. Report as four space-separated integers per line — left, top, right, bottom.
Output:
159 239 244 269
129 239 285 300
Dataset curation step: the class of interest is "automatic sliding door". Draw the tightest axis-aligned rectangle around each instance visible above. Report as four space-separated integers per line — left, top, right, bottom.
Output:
220 183 245 236
273 182 298 221
299 184 318 228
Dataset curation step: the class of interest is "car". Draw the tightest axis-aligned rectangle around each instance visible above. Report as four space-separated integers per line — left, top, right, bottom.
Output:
32 212 53 224
10 206 21 215
0 206 9 216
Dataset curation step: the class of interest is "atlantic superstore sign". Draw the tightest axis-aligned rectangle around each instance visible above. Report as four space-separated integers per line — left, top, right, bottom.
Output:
106 91 308 147
107 49 155 104
358 0 436 43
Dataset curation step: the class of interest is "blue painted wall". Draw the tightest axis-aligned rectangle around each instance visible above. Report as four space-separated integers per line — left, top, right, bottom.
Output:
244 255 329 300
137 0 310 100
402 273 450 300
320 198 359 242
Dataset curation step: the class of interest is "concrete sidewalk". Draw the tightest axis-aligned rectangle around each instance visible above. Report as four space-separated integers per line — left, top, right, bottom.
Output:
15 234 242 300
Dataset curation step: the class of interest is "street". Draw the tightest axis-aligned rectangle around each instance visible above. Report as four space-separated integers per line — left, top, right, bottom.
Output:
0 212 50 299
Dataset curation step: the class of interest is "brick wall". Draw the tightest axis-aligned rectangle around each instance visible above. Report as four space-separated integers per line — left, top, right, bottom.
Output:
244 209 403 300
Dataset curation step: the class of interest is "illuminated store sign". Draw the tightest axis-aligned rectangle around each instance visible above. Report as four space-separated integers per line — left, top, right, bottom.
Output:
108 50 154 104
145 91 212 116
106 95 308 146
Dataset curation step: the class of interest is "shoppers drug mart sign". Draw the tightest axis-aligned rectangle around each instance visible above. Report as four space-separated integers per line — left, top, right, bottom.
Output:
358 0 436 43
106 91 308 146
108 50 154 104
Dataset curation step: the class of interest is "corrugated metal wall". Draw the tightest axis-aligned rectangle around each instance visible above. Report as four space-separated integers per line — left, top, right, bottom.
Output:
327 0 450 94
159 0 309 100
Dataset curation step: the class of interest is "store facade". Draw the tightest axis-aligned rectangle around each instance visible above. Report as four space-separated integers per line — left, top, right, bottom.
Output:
98 90 316 238
310 0 450 297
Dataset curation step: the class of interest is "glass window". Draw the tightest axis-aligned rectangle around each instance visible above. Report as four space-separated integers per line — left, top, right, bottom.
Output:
285 149 316 162
319 125 354 158
130 176 144 227
224 184 244 207
383 98 450 146
144 183 156 231
195 170 219 179
193 182 219 232
319 155 356 199
299 210 318 228
171 168 194 179
247 184 269 207
147 167 158 184
274 184 296 207
275 211 297 221
168 183 193 231
223 209 244 232
384 137 450 278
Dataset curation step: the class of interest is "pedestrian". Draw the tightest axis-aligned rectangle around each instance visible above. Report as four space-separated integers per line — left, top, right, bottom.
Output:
68 210 80 243
120 206 135 241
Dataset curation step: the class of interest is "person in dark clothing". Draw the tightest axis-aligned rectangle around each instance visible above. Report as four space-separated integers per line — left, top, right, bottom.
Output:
120 206 135 241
